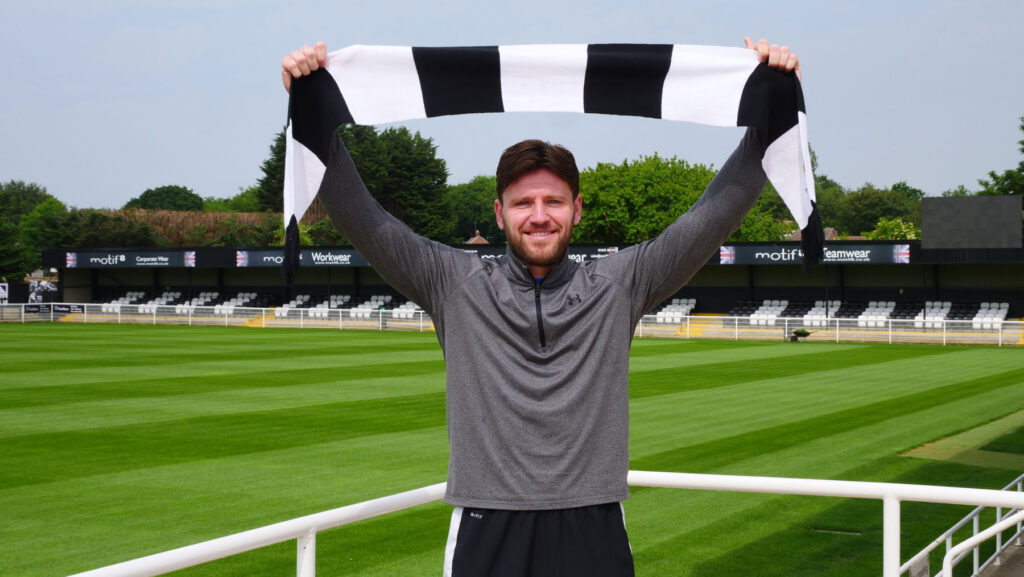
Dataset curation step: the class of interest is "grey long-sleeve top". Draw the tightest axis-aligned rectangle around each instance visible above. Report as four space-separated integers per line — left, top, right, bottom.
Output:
317 129 767 510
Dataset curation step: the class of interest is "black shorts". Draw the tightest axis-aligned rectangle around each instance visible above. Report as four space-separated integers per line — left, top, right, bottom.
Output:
443 502 635 577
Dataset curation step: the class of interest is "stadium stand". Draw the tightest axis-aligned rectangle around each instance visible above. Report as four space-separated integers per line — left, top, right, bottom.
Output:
138 291 183 314
654 298 696 323
307 294 352 319
973 302 1010 329
857 300 895 328
728 299 813 326
726 300 760 318
833 301 869 319
780 300 814 319
914 301 951 328
100 290 147 312
802 300 841 327
269 293 411 320
888 301 922 320
348 295 393 319
175 291 219 314
213 292 259 315
275 294 312 318
751 299 788 326
80 287 1018 333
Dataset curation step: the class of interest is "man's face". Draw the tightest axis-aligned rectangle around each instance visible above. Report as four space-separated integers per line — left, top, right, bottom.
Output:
495 169 582 278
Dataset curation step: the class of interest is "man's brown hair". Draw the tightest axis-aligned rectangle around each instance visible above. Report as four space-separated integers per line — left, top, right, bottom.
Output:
496 139 580 200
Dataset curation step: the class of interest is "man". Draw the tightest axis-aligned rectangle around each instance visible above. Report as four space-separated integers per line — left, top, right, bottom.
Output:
282 38 799 576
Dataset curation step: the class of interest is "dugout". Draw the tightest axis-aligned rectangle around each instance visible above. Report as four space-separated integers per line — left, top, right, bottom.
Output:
39 240 1024 317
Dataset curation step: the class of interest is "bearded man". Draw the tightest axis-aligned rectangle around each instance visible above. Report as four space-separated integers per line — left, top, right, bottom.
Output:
282 37 799 577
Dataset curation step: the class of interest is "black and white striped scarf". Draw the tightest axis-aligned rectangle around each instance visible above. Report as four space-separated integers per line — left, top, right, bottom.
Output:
284 43 822 280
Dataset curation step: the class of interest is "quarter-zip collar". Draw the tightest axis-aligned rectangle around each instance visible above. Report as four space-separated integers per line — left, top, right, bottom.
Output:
501 245 577 289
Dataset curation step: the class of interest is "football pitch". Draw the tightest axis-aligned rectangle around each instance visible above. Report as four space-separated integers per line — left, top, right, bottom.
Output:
2 323 1023 576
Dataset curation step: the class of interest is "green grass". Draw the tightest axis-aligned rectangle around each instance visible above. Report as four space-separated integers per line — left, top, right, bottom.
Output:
983 425 1024 455
1 323 1022 576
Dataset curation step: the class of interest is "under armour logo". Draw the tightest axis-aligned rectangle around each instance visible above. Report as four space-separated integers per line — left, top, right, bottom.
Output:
567 294 582 307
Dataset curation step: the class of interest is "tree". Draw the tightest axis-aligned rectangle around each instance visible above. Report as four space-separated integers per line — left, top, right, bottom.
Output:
18 198 71 272
376 126 453 243
254 125 454 243
307 219 346 246
835 183 919 237
731 196 792 242
124 185 204 211
866 217 921 240
813 173 848 233
448 175 503 243
68 211 158 248
941 184 973 197
976 115 1024 197
0 180 55 225
185 214 279 246
573 154 716 244
255 128 287 212
204 185 264 212
19 200 161 271
891 181 926 202
0 204 26 280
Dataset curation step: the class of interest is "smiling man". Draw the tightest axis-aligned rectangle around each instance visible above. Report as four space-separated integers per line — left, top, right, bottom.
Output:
495 139 582 279
283 37 799 577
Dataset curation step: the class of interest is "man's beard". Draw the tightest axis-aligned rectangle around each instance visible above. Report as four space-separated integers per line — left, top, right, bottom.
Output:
508 235 570 271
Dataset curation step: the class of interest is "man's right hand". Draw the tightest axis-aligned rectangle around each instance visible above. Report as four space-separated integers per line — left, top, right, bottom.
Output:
281 42 327 93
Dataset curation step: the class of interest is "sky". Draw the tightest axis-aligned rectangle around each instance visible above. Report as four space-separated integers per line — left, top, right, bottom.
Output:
2 0 1022 210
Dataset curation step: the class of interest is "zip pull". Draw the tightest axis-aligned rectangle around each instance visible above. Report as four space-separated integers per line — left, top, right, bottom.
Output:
534 281 547 349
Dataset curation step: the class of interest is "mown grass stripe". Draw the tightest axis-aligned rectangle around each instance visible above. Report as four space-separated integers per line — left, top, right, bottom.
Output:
2 346 444 388
2 359 446 409
982 424 1024 455
626 340 865 373
0 391 446 489
0 372 447 438
628 344 949 399
628 347 1020 458
627 338 774 357
631 367 1024 473
0 325 441 375
0 339 441 373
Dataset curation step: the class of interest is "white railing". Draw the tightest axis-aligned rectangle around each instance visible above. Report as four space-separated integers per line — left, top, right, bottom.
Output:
3 303 1022 346
70 471 1024 577
903 473 1024 577
635 314 1024 347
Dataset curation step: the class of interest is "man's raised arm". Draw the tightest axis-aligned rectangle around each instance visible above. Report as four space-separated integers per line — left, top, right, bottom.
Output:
615 37 803 320
280 42 474 317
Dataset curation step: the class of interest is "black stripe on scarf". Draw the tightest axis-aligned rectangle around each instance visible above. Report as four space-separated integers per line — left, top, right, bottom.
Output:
583 43 674 118
412 46 504 117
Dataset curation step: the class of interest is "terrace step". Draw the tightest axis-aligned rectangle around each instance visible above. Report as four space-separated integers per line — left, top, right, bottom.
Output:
979 542 1024 577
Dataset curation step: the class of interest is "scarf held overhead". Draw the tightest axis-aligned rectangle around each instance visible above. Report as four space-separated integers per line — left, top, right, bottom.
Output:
283 43 822 281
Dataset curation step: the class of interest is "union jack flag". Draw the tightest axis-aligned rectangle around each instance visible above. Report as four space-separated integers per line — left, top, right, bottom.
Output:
720 246 736 265
235 250 249 267
184 251 196 268
65 252 77 268
892 244 910 264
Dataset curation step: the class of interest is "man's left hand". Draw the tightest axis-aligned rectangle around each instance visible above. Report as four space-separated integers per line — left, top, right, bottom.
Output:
744 37 801 82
